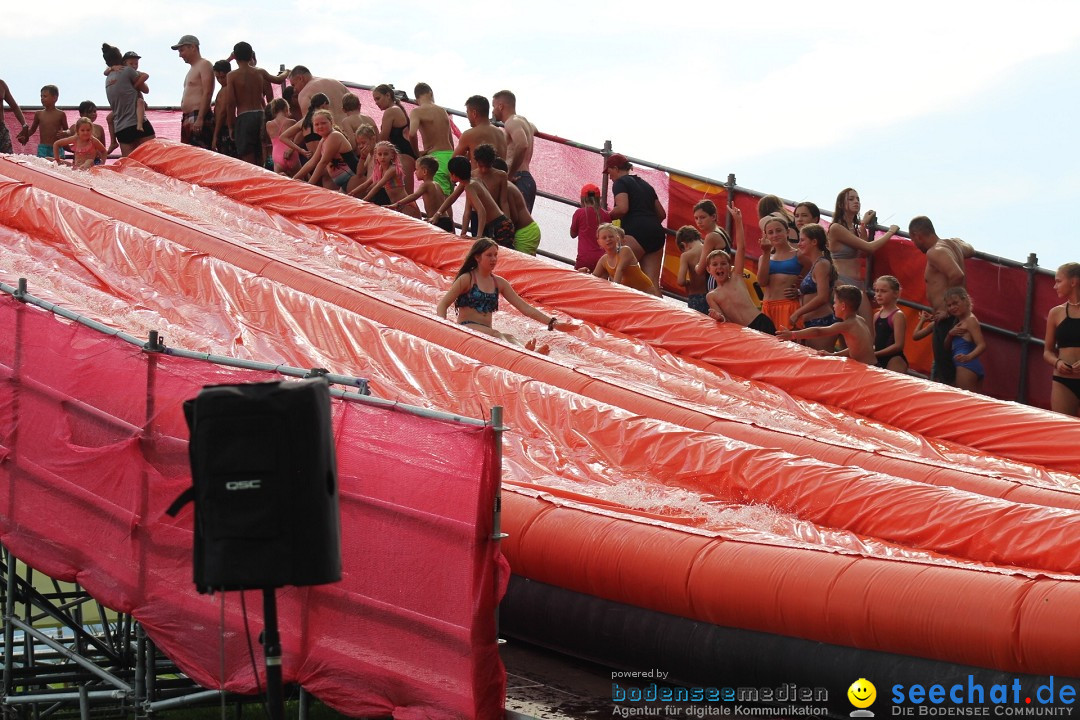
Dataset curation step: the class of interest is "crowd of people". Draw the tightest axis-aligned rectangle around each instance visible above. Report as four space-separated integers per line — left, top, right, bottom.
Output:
0 38 1076 416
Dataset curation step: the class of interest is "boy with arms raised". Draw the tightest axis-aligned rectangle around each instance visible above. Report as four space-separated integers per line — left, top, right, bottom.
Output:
705 206 775 334
777 285 877 364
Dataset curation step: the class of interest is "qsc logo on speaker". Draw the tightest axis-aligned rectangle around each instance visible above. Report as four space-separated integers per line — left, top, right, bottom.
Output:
225 480 263 491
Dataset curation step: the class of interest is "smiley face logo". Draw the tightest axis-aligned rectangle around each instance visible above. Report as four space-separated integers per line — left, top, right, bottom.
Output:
847 678 876 709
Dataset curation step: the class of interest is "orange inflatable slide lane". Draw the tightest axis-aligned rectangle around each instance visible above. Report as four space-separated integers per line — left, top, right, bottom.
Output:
125 141 1080 474
3 147 1080 691
4 157 1080 575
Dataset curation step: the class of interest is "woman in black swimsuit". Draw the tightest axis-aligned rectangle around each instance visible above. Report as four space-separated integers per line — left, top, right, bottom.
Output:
372 84 417 193
604 153 666 297
1045 262 1080 416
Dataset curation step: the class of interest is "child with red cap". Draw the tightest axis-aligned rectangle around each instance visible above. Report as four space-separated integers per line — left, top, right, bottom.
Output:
571 183 611 272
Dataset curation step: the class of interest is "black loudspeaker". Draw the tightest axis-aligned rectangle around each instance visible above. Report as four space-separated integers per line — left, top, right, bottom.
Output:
180 378 342 592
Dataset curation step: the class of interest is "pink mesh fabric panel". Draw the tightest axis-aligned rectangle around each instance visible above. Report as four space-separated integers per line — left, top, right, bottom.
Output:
0 298 505 719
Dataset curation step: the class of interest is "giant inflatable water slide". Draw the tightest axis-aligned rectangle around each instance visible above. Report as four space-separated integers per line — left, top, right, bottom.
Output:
3 142 1080 718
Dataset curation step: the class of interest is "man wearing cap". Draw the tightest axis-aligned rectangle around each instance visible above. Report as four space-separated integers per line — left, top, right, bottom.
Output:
453 95 506 167
491 90 537 211
172 34 214 149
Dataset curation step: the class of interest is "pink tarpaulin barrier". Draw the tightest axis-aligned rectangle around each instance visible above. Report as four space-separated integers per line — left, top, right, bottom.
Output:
0 296 506 719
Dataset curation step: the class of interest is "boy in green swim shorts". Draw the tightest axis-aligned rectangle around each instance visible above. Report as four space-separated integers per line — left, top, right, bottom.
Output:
494 157 541 255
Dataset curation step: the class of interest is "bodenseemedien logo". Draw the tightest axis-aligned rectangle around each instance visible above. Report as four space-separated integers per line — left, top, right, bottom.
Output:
848 678 876 717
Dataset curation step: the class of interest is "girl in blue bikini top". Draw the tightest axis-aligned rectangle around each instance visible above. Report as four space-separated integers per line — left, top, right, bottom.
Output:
436 238 569 354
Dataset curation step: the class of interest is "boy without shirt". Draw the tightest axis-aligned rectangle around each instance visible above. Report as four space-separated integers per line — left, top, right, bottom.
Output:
408 83 456 195
339 93 376 151
474 144 509 211
676 226 709 314
706 249 775 334
493 157 540 255
122 53 147 131
223 42 288 165
443 156 514 248
777 285 877 364
211 60 236 157
391 155 454 233
20 85 68 158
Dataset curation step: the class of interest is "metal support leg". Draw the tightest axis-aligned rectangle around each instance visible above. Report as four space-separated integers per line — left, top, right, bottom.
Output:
261 590 283 720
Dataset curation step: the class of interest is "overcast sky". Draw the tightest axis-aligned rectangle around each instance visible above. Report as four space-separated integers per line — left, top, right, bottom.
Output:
4 0 1079 270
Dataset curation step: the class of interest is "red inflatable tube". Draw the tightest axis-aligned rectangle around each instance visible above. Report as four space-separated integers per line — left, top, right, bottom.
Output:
500 488 1080 676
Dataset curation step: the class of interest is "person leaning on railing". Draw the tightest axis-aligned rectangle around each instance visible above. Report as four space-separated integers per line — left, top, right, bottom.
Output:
826 187 898 323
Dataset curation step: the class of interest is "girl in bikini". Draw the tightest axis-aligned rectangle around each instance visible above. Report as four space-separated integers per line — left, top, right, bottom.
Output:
1044 262 1080 415
789 223 838 352
826 187 899 322
871 275 908 373
585 223 654 294
356 141 420 218
436 237 569 353
371 84 417 193
757 214 803 330
53 117 107 169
